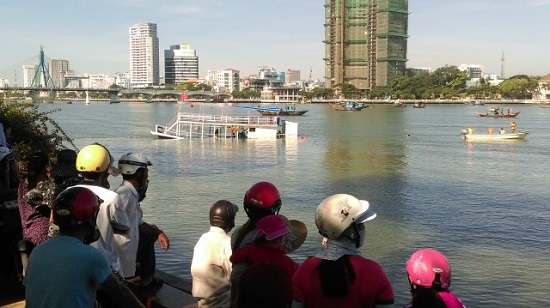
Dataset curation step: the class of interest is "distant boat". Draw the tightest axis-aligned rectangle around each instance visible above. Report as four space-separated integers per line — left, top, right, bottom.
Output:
67 101 72 104
461 129 528 140
465 100 484 106
477 109 520 118
394 101 406 107
413 102 426 108
538 102 550 108
330 101 366 111
256 105 308 116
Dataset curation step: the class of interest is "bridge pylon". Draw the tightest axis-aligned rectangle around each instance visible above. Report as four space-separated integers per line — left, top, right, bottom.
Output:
30 45 56 89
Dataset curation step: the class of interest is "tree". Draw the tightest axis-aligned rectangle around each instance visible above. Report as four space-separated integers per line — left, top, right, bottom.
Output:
0 100 76 176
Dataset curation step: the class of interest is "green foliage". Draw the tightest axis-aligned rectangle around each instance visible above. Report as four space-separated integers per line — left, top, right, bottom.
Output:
0 100 76 172
231 89 261 99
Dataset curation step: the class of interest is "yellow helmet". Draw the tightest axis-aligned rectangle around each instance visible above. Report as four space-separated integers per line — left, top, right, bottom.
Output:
76 144 111 173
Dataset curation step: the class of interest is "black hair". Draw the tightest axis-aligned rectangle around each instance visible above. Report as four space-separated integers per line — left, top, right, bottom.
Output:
410 287 446 308
318 255 355 298
26 152 49 189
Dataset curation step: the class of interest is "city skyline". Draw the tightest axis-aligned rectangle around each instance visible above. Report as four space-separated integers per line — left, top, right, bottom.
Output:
0 1 549 82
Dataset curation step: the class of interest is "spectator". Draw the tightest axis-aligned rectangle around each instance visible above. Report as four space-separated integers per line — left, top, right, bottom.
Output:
113 153 152 279
191 200 238 307
230 215 300 304
236 263 292 308
74 143 130 276
405 248 465 308
18 152 52 247
292 194 394 307
24 186 145 308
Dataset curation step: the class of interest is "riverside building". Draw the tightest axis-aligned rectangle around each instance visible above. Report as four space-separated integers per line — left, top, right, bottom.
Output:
164 44 199 84
129 22 160 88
324 0 408 89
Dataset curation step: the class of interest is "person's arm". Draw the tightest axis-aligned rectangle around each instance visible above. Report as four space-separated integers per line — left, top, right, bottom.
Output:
139 221 170 251
101 274 146 308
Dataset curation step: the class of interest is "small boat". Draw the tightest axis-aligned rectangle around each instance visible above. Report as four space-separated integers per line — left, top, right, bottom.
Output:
460 129 528 140
538 102 550 108
330 101 366 111
465 100 485 106
413 102 426 108
66 101 72 104
256 105 308 116
394 101 407 108
477 110 520 118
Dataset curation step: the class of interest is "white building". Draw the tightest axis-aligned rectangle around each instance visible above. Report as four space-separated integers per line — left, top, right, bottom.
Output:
129 22 159 88
459 64 484 79
23 65 37 87
164 44 199 84
205 69 240 93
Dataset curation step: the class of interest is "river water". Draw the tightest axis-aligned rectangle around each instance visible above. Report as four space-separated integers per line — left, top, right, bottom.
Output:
39 101 550 306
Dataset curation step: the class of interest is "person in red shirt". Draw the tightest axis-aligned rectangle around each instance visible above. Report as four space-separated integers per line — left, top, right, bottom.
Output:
230 214 299 306
405 248 465 308
292 194 394 308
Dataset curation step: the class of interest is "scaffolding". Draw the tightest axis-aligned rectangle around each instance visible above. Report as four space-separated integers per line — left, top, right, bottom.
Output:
324 0 409 90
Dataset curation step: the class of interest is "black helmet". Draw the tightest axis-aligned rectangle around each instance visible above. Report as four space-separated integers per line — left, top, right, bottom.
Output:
209 200 239 230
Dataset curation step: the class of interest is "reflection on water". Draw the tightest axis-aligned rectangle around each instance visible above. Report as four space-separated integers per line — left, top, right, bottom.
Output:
40 102 550 306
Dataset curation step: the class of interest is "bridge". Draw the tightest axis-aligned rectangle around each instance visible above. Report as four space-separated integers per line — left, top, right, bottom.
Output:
1 87 233 104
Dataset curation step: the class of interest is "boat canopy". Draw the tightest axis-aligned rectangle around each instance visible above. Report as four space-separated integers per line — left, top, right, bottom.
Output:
235 105 280 112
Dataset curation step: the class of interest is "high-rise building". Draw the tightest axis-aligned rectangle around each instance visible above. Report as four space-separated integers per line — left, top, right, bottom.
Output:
164 44 199 84
285 69 301 85
324 0 408 89
129 22 160 88
23 65 37 87
48 59 69 88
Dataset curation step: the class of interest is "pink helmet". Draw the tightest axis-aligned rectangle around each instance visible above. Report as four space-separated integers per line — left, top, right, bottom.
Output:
406 248 451 290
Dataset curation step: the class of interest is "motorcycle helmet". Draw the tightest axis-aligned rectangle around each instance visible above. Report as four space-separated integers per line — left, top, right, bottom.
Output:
53 186 101 228
210 200 239 230
118 152 152 175
406 248 451 291
76 144 111 173
243 181 282 219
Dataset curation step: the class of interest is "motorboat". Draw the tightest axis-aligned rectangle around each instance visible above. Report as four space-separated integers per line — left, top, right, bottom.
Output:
461 129 528 140
253 105 308 116
330 101 366 111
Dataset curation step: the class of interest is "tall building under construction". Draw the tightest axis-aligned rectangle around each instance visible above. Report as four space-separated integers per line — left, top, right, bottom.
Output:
324 0 408 90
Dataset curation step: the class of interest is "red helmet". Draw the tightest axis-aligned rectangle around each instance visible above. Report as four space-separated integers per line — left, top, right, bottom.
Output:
53 187 101 228
243 182 281 219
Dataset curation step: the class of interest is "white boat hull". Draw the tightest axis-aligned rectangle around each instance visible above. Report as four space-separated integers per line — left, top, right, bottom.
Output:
461 131 528 140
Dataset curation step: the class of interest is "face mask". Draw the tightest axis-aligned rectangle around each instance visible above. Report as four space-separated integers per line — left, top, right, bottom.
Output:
138 180 149 202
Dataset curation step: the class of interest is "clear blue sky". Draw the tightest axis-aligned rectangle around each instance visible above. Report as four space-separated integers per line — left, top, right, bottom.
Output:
1 0 548 82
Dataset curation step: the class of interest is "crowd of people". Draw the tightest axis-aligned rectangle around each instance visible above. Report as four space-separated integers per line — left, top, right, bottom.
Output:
1 115 465 307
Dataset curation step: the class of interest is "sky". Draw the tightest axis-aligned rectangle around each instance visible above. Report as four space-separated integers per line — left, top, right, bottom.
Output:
1 0 549 84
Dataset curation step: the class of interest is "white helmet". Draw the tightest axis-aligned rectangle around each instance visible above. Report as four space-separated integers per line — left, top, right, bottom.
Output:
118 153 152 175
315 194 376 240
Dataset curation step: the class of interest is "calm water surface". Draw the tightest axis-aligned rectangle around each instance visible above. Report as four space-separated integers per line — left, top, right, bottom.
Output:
40 101 550 306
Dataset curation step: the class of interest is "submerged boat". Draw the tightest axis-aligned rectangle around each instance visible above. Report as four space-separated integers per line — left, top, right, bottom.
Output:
330 101 366 111
253 105 308 116
460 129 528 140
150 106 298 140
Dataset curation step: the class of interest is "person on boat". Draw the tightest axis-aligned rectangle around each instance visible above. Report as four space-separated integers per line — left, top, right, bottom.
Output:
404 248 465 308
24 186 145 308
191 200 238 307
115 152 169 290
487 127 494 134
499 128 506 134
292 194 394 308
73 144 131 276
510 121 517 133
230 214 301 305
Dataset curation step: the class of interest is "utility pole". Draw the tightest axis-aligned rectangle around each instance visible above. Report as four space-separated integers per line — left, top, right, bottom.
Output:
500 51 505 79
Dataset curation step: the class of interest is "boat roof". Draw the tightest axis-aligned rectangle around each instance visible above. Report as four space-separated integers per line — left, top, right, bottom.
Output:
235 105 280 112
